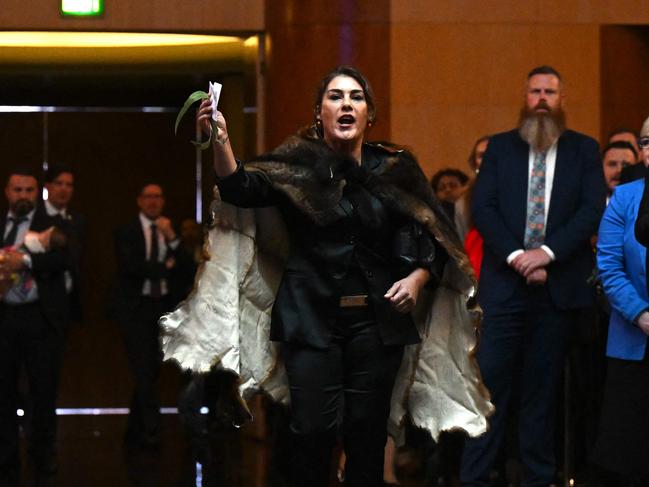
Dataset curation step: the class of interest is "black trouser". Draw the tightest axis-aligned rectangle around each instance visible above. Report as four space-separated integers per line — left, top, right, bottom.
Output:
283 307 404 487
120 296 167 442
461 286 575 487
0 303 63 479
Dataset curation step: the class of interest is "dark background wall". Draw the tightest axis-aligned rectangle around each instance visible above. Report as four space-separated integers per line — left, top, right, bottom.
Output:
0 68 250 406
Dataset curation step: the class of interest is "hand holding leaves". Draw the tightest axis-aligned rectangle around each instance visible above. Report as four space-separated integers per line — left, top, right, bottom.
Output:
175 91 229 150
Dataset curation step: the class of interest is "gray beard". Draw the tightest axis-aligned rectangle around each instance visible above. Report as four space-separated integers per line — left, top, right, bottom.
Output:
518 111 565 152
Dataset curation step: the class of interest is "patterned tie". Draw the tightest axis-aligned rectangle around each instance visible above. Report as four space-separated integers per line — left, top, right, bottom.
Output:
4 216 27 247
524 151 547 249
3 216 34 302
149 223 161 298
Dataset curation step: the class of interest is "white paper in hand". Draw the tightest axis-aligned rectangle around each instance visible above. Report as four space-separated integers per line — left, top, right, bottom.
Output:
208 82 222 122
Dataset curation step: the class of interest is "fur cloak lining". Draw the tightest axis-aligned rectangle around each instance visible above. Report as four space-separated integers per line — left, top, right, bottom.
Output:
161 135 493 441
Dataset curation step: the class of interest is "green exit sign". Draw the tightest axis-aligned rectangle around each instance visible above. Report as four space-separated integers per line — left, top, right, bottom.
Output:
61 0 104 16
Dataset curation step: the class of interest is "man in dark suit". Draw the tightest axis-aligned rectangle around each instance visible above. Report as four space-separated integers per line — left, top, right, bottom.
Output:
602 141 638 198
0 168 69 484
43 164 85 323
608 129 649 185
460 66 606 486
110 183 183 447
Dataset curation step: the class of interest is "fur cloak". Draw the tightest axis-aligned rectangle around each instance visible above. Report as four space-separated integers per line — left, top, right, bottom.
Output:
160 135 494 441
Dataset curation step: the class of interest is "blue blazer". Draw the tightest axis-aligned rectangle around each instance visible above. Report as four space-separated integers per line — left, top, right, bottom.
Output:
473 129 606 310
597 178 649 360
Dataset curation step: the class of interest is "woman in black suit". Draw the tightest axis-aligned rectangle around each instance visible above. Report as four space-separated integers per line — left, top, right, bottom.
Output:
193 66 483 487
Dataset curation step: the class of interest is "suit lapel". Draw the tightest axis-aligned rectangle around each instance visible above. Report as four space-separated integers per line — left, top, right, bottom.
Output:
30 206 51 232
133 218 147 260
509 133 530 240
0 213 7 247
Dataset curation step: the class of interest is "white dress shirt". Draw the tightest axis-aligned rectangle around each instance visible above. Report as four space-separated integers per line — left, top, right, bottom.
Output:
139 213 179 296
44 199 68 220
506 141 558 264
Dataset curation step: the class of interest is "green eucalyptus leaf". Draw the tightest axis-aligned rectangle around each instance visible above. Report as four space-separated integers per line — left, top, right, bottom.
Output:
174 90 210 135
191 137 212 150
190 119 220 150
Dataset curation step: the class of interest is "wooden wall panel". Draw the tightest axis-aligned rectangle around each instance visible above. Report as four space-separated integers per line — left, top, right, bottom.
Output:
390 21 600 177
391 1 541 24
264 0 391 150
391 0 649 25
600 26 649 142
0 0 263 32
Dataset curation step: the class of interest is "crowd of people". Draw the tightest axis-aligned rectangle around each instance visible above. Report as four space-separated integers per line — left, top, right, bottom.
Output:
0 166 202 485
1 63 648 487
430 69 649 487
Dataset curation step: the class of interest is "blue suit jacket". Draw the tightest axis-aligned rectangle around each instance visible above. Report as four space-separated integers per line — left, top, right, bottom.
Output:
597 178 649 360
472 129 606 310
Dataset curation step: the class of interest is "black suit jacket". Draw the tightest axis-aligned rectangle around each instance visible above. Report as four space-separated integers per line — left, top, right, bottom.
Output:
217 144 439 348
472 129 606 310
46 207 86 322
65 209 86 322
109 217 186 323
620 162 647 185
0 207 69 329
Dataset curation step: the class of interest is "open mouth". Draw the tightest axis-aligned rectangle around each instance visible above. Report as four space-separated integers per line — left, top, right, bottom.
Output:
337 114 355 127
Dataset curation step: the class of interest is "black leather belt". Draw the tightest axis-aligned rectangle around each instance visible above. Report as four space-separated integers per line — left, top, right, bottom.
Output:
339 294 369 307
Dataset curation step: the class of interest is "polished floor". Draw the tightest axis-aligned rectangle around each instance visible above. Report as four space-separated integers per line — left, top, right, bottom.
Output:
8 313 436 487
10 315 599 486
14 410 431 487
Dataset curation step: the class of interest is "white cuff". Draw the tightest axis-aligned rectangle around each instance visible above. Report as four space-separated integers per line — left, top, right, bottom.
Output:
23 232 45 254
506 249 524 265
167 238 180 250
540 245 556 261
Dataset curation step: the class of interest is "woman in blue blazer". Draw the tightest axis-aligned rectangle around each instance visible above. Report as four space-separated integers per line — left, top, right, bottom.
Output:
593 117 649 483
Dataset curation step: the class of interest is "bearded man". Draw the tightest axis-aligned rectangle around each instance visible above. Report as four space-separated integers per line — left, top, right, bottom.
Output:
0 168 70 484
460 66 606 487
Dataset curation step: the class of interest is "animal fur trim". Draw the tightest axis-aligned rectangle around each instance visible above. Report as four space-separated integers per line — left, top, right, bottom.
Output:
161 135 493 441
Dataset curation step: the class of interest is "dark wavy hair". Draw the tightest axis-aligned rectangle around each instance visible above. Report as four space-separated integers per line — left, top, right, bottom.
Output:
431 168 470 193
6 167 39 185
311 65 376 138
602 140 638 161
44 163 74 183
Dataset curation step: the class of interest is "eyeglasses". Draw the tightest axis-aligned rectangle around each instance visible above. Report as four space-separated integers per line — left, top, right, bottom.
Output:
639 137 649 149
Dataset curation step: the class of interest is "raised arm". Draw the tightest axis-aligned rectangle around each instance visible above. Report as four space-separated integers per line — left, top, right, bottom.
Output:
196 98 237 178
